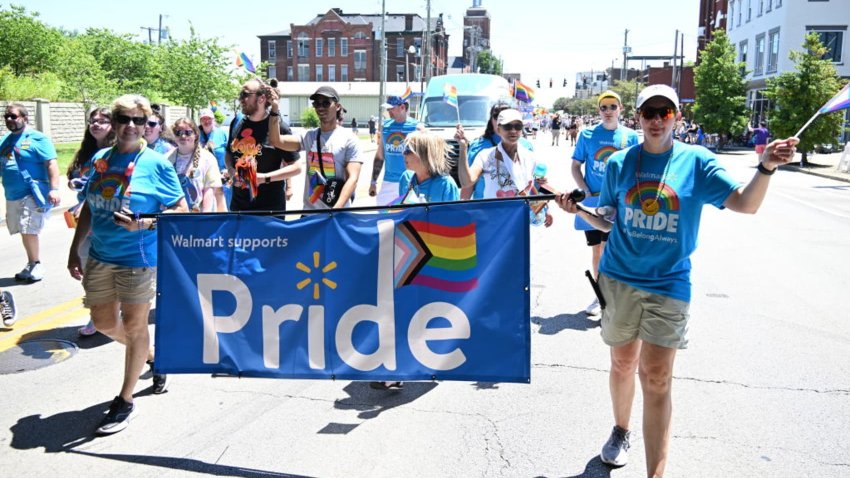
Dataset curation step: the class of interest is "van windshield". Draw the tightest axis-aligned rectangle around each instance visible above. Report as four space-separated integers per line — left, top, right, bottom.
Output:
421 96 490 127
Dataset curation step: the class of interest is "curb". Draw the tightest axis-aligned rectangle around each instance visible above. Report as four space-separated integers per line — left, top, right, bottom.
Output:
780 165 850 184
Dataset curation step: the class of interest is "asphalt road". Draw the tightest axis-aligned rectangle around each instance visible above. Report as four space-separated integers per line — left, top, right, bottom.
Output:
1 132 849 477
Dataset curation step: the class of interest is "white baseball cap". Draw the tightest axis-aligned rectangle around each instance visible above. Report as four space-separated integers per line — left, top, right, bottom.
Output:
497 108 523 125
636 84 680 111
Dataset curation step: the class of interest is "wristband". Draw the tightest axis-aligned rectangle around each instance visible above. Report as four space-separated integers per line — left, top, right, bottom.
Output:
269 111 280 117
757 162 776 176
265 175 271 184
371 180 377 186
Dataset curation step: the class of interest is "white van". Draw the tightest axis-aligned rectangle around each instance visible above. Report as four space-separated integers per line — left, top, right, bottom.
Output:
419 74 514 184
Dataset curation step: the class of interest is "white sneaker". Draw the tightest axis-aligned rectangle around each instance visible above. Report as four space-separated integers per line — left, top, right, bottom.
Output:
28 262 44 282
585 297 601 316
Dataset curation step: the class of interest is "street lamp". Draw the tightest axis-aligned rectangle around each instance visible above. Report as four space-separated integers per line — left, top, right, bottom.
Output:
406 45 417 86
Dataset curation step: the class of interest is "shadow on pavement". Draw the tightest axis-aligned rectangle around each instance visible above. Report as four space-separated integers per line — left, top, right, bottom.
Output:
10 400 108 452
14 325 113 350
331 381 438 423
551 455 613 478
66 450 311 478
531 313 600 335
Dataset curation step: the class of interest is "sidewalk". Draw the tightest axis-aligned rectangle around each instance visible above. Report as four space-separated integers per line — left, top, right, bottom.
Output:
780 144 850 183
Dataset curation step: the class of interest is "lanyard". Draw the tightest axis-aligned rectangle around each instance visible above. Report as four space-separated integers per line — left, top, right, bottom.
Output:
634 144 672 216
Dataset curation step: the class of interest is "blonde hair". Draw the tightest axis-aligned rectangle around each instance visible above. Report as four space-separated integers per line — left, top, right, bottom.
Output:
111 94 153 118
403 131 450 177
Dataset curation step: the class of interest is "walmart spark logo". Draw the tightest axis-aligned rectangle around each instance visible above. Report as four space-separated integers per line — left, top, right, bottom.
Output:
296 251 338 300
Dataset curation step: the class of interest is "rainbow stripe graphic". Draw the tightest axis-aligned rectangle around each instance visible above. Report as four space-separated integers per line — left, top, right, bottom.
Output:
594 145 619 163
387 132 406 147
91 173 128 201
394 220 477 292
400 86 413 103
625 182 680 211
443 84 458 109
235 52 256 73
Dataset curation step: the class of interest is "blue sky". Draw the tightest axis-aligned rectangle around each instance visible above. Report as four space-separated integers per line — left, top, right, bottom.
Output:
22 0 699 100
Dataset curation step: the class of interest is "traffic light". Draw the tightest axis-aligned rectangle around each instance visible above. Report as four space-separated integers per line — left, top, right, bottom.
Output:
549 78 553 88
563 78 567 87
536 79 540 88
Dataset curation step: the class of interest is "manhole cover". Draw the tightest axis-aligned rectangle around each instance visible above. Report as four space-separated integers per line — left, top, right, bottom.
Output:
0 339 78 375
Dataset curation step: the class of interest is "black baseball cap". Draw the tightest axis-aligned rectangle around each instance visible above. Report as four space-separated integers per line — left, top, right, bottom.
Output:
309 86 340 102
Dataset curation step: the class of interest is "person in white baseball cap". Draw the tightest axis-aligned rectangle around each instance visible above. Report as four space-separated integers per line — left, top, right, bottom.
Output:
556 83 799 475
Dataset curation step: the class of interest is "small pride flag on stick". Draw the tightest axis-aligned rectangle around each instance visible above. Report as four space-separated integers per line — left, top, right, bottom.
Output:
443 83 460 123
795 82 850 138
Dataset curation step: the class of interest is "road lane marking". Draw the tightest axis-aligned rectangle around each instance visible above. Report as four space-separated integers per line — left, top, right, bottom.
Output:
0 298 88 352
773 191 850 219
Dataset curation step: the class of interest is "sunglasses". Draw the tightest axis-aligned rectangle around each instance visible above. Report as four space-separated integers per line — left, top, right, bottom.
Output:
90 119 111 126
115 114 147 126
500 122 524 131
402 145 415 156
312 99 333 108
599 104 619 112
4 113 20 120
639 106 675 121
239 91 261 100
146 120 161 128
174 130 195 138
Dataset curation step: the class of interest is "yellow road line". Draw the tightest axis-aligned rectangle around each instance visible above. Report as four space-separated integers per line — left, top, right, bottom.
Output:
0 298 88 352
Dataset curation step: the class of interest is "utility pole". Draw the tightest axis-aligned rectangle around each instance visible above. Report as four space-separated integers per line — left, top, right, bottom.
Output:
678 31 685 97
379 0 387 119
672 29 678 89
621 29 630 81
140 26 156 44
424 0 431 82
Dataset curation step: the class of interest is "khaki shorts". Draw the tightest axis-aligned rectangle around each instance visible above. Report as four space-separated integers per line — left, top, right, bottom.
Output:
598 273 691 349
6 196 47 235
82 258 156 306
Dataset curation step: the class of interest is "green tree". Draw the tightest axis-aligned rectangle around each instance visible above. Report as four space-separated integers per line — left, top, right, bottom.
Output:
76 28 159 98
476 51 503 75
765 32 844 164
693 29 748 150
155 27 236 112
0 5 63 76
553 97 570 111
609 79 644 117
301 107 319 128
53 38 117 108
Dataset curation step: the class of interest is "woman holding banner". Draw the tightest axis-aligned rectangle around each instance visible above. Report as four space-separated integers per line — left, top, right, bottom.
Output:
457 108 553 227
67 94 187 436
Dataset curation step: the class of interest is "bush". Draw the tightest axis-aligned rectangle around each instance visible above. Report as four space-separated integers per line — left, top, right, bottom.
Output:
0 67 63 100
301 107 319 128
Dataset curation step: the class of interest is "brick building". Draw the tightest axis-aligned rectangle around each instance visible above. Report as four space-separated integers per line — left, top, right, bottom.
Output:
463 0 491 71
258 8 449 83
697 0 729 63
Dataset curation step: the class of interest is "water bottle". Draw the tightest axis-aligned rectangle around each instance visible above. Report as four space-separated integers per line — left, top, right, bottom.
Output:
533 162 548 180
530 203 548 226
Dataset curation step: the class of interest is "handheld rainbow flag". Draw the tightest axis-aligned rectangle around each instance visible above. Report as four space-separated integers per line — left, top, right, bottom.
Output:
400 86 413 103
235 52 256 73
795 82 850 137
513 80 535 103
443 84 458 108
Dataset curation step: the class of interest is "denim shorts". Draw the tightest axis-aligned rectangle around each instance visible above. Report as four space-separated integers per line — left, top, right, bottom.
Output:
598 273 691 349
82 258 156 306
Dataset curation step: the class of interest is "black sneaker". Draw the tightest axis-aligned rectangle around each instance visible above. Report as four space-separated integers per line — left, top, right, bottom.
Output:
96 396 134 435
1 291 17 327
152 370 169 394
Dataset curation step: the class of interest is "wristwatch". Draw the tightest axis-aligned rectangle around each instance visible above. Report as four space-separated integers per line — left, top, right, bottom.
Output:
269 111 280 117
265 175 271 184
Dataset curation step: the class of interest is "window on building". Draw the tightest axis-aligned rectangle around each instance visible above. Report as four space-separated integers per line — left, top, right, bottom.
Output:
808 27 845 63
268 66 276 80
316 64 323 82
739 40 749 71
396 64 405 81
316 38 323 57
754 33 765 75
268 40 276 60
747 0 752 22
287 66 293 81
414 38 422 54
737 0 743 26
775 0 782 6
354 31 368 40
396 37 404 57
328 64 336 81
729 1 735 30
328 38 336 57
767 28 780 72
297 33 309 57
297 64 309 81
341 64 349 82
287 40 292 58
341 38 349 56
354 50 366 71
758 0 764 16
766 0 773 12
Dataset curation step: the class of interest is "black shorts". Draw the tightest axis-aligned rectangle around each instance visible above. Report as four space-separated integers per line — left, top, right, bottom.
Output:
584 229 609 246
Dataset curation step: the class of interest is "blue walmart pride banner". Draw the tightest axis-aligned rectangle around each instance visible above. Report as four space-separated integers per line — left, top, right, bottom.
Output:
154 201 531 383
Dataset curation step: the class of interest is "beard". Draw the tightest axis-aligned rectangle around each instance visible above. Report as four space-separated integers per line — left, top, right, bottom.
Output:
241 102 259 116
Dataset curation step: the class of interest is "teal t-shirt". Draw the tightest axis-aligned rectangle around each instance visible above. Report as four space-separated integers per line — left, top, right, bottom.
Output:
599 142 740 302
381 118 419 183
200 127 228 170
398 170 459 203
83 147 184 267
572 123 639 194
1 129 57 201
